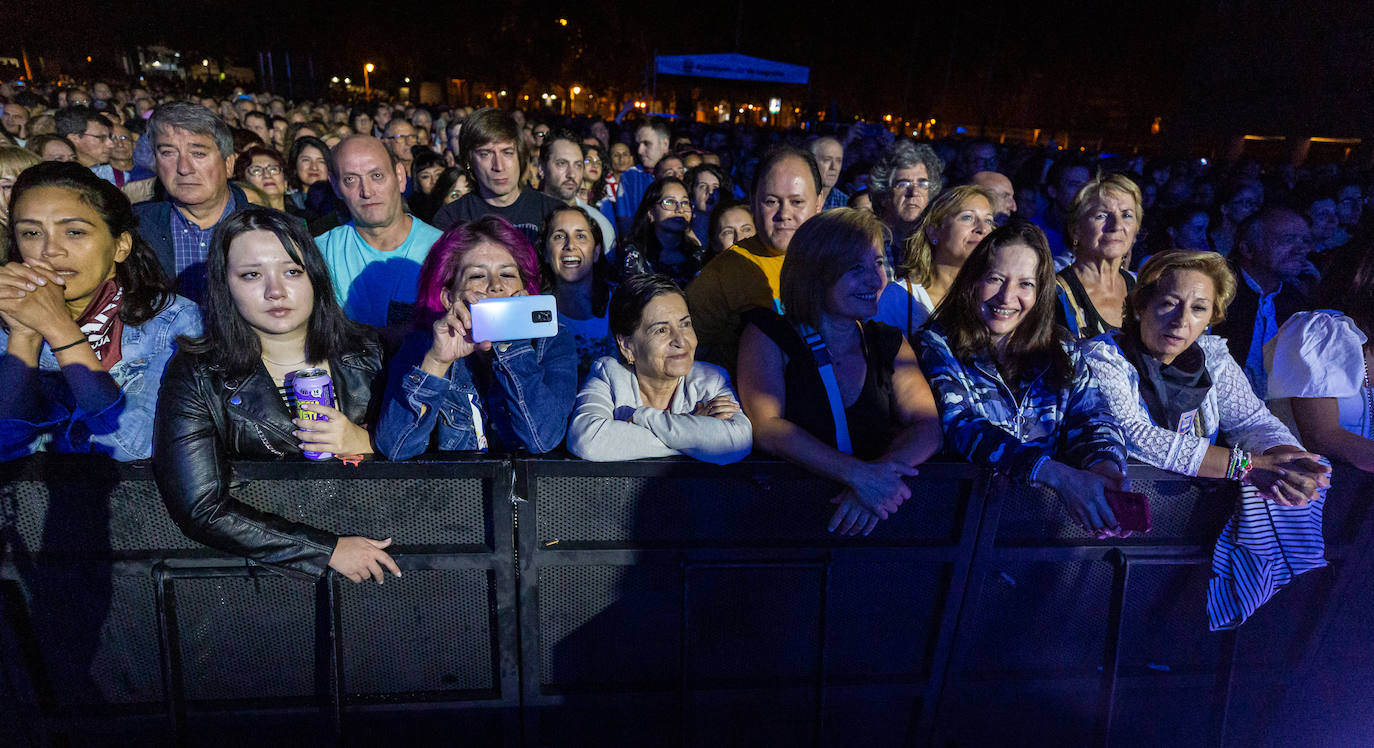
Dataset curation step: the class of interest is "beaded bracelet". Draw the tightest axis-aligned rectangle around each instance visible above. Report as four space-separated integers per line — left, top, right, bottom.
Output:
1225 445 1252 482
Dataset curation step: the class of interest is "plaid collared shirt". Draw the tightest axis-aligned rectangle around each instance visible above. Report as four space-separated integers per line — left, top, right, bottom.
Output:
170 201 231 303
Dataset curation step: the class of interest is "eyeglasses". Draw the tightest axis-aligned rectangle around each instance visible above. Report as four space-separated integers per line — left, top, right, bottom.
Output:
533 130 550 140
583 158 601 166
247 165 283 177
387 134 418 144
894 178 931 193
658 198 692 212
81 131 113 141
110 134 131 143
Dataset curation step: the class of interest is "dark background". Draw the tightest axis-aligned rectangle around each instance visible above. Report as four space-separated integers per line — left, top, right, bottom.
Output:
3 0 1372 145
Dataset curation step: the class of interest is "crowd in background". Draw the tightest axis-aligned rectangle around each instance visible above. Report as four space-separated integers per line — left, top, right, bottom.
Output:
0 77 1364 622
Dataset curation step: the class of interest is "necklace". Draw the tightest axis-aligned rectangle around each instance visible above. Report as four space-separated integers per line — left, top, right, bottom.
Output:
259 357 309 368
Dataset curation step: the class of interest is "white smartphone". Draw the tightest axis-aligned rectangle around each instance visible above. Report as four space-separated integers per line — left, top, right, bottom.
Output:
469 295 559 342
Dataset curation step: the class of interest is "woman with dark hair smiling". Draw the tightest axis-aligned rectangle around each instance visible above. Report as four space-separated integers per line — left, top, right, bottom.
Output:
915 218 1129 536
540 205 616 380
0 161 200 461
376 215 577 459
153 206 396 583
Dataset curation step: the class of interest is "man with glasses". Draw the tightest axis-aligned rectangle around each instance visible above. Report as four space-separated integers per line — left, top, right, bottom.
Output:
55 106 118 184
107 121 153 187
869 139 944 273
384 118 419 195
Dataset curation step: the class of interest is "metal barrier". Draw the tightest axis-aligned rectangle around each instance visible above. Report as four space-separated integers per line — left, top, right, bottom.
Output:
0 454 1368 747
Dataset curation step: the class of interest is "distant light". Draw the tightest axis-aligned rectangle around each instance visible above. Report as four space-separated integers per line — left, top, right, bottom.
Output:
499 90 507 96
572 86 582 95
557 18 568 26
86 56 92 63
405 77 411 83
769 97 780 114
331 76 340 83
365 63 375 73
344 77 351 84
202 59 209 67
523 95 529 100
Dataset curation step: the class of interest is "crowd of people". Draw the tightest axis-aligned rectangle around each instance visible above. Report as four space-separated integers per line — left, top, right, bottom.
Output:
0 79 1364 615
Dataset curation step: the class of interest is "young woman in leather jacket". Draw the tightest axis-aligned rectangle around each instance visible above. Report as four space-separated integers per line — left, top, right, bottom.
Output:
0 161 201 461
153 206 399 584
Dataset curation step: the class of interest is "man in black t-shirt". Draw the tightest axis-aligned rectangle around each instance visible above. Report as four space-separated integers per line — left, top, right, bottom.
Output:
432 108 561 246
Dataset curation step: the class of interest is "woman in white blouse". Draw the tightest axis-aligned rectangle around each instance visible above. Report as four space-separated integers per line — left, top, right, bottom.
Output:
1266 258 1374 472
566 273 752 464
1081 250 1328 501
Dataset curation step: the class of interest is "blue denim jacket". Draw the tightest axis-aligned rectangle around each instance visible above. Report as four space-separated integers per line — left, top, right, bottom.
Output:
914 322 1126 481
0 295 201 462
376 325 578 459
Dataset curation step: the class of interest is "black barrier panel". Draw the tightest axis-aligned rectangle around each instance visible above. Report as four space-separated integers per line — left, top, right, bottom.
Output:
0 454 1370 748
517 457 988 747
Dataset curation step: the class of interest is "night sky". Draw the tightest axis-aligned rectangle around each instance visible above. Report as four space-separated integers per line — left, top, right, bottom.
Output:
4 0 1373 143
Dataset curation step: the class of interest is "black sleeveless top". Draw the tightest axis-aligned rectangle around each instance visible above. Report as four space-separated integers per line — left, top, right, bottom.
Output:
744 309 903 460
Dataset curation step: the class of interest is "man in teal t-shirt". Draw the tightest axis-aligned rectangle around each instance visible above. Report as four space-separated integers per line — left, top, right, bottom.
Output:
317 135 443 330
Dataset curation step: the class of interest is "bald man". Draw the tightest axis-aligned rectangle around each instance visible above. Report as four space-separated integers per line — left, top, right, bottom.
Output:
970 171 1018 225
315 135 443 329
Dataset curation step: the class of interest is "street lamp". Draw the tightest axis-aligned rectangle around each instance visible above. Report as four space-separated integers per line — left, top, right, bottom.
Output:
364 62 375 97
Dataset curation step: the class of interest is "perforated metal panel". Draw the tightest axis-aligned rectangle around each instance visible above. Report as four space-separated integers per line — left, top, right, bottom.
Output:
12 568 162 705
171 575 316 701
537 564 681 688
825 561 946 679
236 477 490 547
684 565 823 683
339 568 496 695
994 475 1236 544
0 478 197 554
1119 565 1219 668
963 560 1114 676
533 473 968 546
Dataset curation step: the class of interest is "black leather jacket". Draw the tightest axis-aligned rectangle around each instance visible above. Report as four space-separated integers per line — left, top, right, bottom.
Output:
152 341 385 580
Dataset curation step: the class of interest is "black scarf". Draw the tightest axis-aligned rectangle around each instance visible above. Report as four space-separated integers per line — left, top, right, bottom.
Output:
1120 331 1212 433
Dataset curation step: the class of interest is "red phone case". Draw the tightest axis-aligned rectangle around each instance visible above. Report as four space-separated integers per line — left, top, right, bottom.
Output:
1105 489 1152 534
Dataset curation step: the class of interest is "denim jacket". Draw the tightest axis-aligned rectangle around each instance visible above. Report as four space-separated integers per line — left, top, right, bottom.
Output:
376 325 578 459
0 295 201 462
914 322 1126 481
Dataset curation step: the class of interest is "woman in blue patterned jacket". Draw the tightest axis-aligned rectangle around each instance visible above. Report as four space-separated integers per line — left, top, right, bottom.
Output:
915 218 1129 535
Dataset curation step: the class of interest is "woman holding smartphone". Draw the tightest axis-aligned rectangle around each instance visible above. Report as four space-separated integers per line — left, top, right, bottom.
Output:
376 215 577 459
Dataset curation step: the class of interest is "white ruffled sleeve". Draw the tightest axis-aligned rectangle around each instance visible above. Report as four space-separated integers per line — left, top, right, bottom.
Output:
1265 311 1366 400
